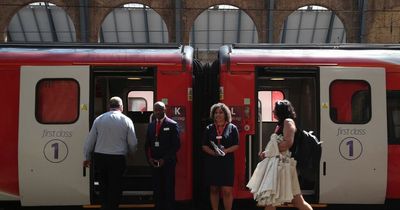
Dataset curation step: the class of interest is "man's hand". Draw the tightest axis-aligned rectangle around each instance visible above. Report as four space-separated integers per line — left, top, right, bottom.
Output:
149 158 158 167
157 159 164 167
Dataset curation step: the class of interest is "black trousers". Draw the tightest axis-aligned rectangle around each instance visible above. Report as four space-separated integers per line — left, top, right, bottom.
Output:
94 153 126 210
152 161 176 210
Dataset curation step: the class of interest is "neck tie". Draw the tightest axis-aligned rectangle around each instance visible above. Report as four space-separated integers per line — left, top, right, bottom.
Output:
156 120 161 137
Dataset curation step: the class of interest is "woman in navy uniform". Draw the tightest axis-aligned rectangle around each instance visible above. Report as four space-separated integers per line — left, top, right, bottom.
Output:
202 103 239 210
145 101 180 210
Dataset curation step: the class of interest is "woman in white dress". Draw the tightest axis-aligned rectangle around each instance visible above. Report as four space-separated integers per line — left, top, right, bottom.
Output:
249 100 313 210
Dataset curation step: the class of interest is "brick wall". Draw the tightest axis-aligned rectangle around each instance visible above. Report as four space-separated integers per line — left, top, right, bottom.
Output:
0 0 399 44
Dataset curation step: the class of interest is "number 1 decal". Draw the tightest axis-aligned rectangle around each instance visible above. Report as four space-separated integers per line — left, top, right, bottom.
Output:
51 142 59 159
346 140 353 157
340 137 363 160
43 139 68 163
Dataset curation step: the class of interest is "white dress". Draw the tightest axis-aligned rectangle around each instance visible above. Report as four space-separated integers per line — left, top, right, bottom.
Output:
246 133 301 206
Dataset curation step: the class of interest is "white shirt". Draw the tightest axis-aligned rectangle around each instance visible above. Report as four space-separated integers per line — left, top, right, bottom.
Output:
84 110 137 160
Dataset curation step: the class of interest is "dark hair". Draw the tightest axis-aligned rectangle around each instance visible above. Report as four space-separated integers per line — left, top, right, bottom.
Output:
209 103 232 123
274 99 296 125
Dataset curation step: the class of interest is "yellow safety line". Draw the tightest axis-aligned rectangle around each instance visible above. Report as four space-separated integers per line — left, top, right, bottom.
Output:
258 203 328 208
281 203 327 208
83 204 155 208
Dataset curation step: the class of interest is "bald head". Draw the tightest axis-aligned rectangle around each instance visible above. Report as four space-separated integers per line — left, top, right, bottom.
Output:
154 101 166 110
109 96 123 111
154 101 166 120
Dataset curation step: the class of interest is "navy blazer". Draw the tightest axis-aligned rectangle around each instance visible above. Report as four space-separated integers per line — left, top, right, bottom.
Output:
145 117 180 162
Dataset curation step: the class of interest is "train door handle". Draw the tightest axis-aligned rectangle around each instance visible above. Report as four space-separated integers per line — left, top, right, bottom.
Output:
83 166 87 177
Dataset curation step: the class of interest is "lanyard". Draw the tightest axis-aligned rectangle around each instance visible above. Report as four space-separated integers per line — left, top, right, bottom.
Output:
215 122 227 145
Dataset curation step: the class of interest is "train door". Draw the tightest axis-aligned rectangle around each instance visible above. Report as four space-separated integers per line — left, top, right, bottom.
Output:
319 66 387 204
91 67 155 205
19 66 90 205
220 66 319 199
255 68 319 200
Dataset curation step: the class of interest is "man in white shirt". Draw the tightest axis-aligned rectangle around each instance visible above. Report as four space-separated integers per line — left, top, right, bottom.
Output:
83 96 137 210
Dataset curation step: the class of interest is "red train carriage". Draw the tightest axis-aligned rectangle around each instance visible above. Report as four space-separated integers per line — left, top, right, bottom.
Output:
2 43 400 208
0 44 194 206
217 44 400 204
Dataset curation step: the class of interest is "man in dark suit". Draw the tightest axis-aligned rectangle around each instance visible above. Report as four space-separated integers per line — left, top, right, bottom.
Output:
145 101 180 210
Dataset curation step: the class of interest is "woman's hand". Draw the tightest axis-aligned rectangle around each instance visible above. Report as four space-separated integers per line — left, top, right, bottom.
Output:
258 151 266 160
202 145 218 156
223 145 239 154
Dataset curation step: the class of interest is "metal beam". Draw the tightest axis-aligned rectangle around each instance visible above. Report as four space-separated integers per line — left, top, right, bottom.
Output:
16 12 27 42
310 11 319 43
207 9 210 51
100 26 104 43
79 0 88 42
160 17 165 43
175 0 182 43
325 11 335 43
32 7 44 42
191 20 195 48
280 19 287 43
222 10 226 45
236 10 242 43
45 2 58 42
296 10 304 43
252 24 256 43
65 12 74 42
128 9 135 42
112 10 119 42
7 30 13 42
359 0 368 43
340 28 345 43
268 0 275 43
143 5 150 43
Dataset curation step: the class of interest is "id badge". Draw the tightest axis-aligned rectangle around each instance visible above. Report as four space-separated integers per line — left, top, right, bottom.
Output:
155 141 160 147
216 136 222 140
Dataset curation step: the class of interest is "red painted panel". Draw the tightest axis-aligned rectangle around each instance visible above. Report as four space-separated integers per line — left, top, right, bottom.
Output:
387 145 400 198
157 68 193 201
0 66 20 196
387 73 400 90
0 50 182 67
386 73 400 199
221 70 255 199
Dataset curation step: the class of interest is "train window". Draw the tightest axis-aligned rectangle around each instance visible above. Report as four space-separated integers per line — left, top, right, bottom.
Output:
258 90 285 122
129 97 147 111
36 79 79 124
387 91 400 144
127 91 153 112
329 80 371 124
127 91 153 123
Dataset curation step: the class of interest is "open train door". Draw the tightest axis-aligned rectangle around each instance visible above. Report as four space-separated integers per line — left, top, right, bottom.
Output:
319 66 387 204
19 66 90 205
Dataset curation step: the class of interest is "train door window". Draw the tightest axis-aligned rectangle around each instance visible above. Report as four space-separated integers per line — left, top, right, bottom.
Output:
258 90 284 122
387 91 400 144
36 79 79 124
329 80 371 124
128 91 154 112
